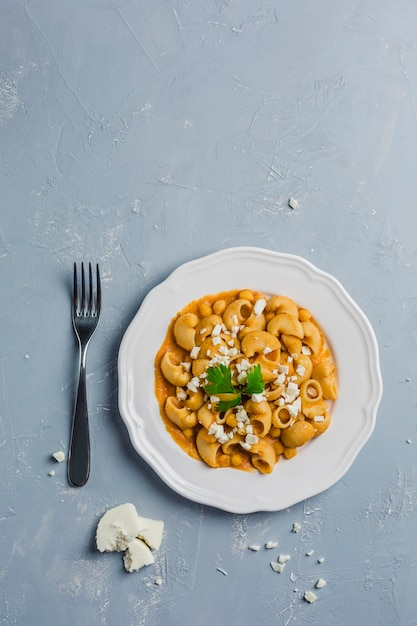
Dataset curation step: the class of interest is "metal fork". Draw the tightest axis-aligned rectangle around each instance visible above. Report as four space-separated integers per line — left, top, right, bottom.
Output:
68 262 101 487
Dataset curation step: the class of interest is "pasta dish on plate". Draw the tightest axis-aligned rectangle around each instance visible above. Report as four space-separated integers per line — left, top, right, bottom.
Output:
155 289 338 474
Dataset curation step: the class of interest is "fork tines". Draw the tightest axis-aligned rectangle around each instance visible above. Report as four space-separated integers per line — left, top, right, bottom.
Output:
73 262 101 317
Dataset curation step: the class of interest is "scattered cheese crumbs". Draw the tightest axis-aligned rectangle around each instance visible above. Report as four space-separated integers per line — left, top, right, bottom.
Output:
301 346 311 355
288 198 298 209
304 590 318 603
306 550 314 556
190 346 200 359
317 557 325 563
216 567 228 576
295 365 305 376
154 577 163 586
270 561 286 573
278 554 291 564
248 544 261 551
96 503 164 573
48 470 55 477
52 450 65 463
316 578 327 589
265 541 278 549
253 299 267 316
123 538 155 573
313 415 325 423
252 392 266 403
292 522 302 533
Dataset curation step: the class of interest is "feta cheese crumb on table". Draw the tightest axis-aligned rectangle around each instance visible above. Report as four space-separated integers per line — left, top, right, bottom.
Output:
292 522 302 533
270 561 286 573
123 538 155 573
265 541 278 549
52 450 65 462
304 590 318 603
316 578 327 589
288 197 298 209
248 544 261 551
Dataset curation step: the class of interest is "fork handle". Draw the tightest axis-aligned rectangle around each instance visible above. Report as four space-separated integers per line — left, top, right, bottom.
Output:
68 350 90 487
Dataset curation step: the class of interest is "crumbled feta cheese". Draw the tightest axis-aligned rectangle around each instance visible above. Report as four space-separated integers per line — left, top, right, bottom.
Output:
265 541 278 549
123 538 155 572
253 299 266 316
96 503 143 552
199 327 207 335
301 346 311 355
278 364 289 375
154 576 163 585
212 336 222 346
136 516 164 551
190 346 200 359
287 397 301 418
232 314 239 325
237 371 247 385
287 355 293 363
306 550 314 556
237 359 251 372
263 346 272 354
317 557 325 563
288 197 298 209
304 590 318 603
316 578 326 589
274 373 286 385
245 433 259 446
278 554 291 563
187 377 200 393
292 522 302 533
52 450 65 463
177 388 187 401
313 415 325 423
270 561 285 573
181 361 191 372
252 393 266 403
240 441 252 451
286 381 299 396
48 470 55 477
248 544 261 551
296 365 305 376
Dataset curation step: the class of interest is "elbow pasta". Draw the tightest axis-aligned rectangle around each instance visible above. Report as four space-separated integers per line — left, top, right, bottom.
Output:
154 290 338 474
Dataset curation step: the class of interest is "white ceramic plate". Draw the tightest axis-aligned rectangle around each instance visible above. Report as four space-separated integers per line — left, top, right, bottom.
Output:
118 247 383 513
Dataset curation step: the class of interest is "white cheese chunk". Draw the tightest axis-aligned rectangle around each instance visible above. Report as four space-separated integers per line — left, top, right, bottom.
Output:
96 503 142 552
270 561 285 573
123 538 155 572
265 541 278 549
52 450 65 462
278 554 291 563
248 544 261 551
136 516 164 551
304 590 318 603
292 522 302 533
316 578 327 589
190 346 200 359
253 299 266 316
288 197 298 209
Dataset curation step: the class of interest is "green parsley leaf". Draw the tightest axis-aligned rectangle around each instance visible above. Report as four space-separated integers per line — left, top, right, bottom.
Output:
243 364 265 396
203 363 265 412
203 364 235 395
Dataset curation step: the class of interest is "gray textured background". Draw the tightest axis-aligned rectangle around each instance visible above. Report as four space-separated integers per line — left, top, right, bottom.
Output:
1 1 416 624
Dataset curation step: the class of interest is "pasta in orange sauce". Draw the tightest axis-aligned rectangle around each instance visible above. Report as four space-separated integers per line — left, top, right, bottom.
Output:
154 290 338 474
